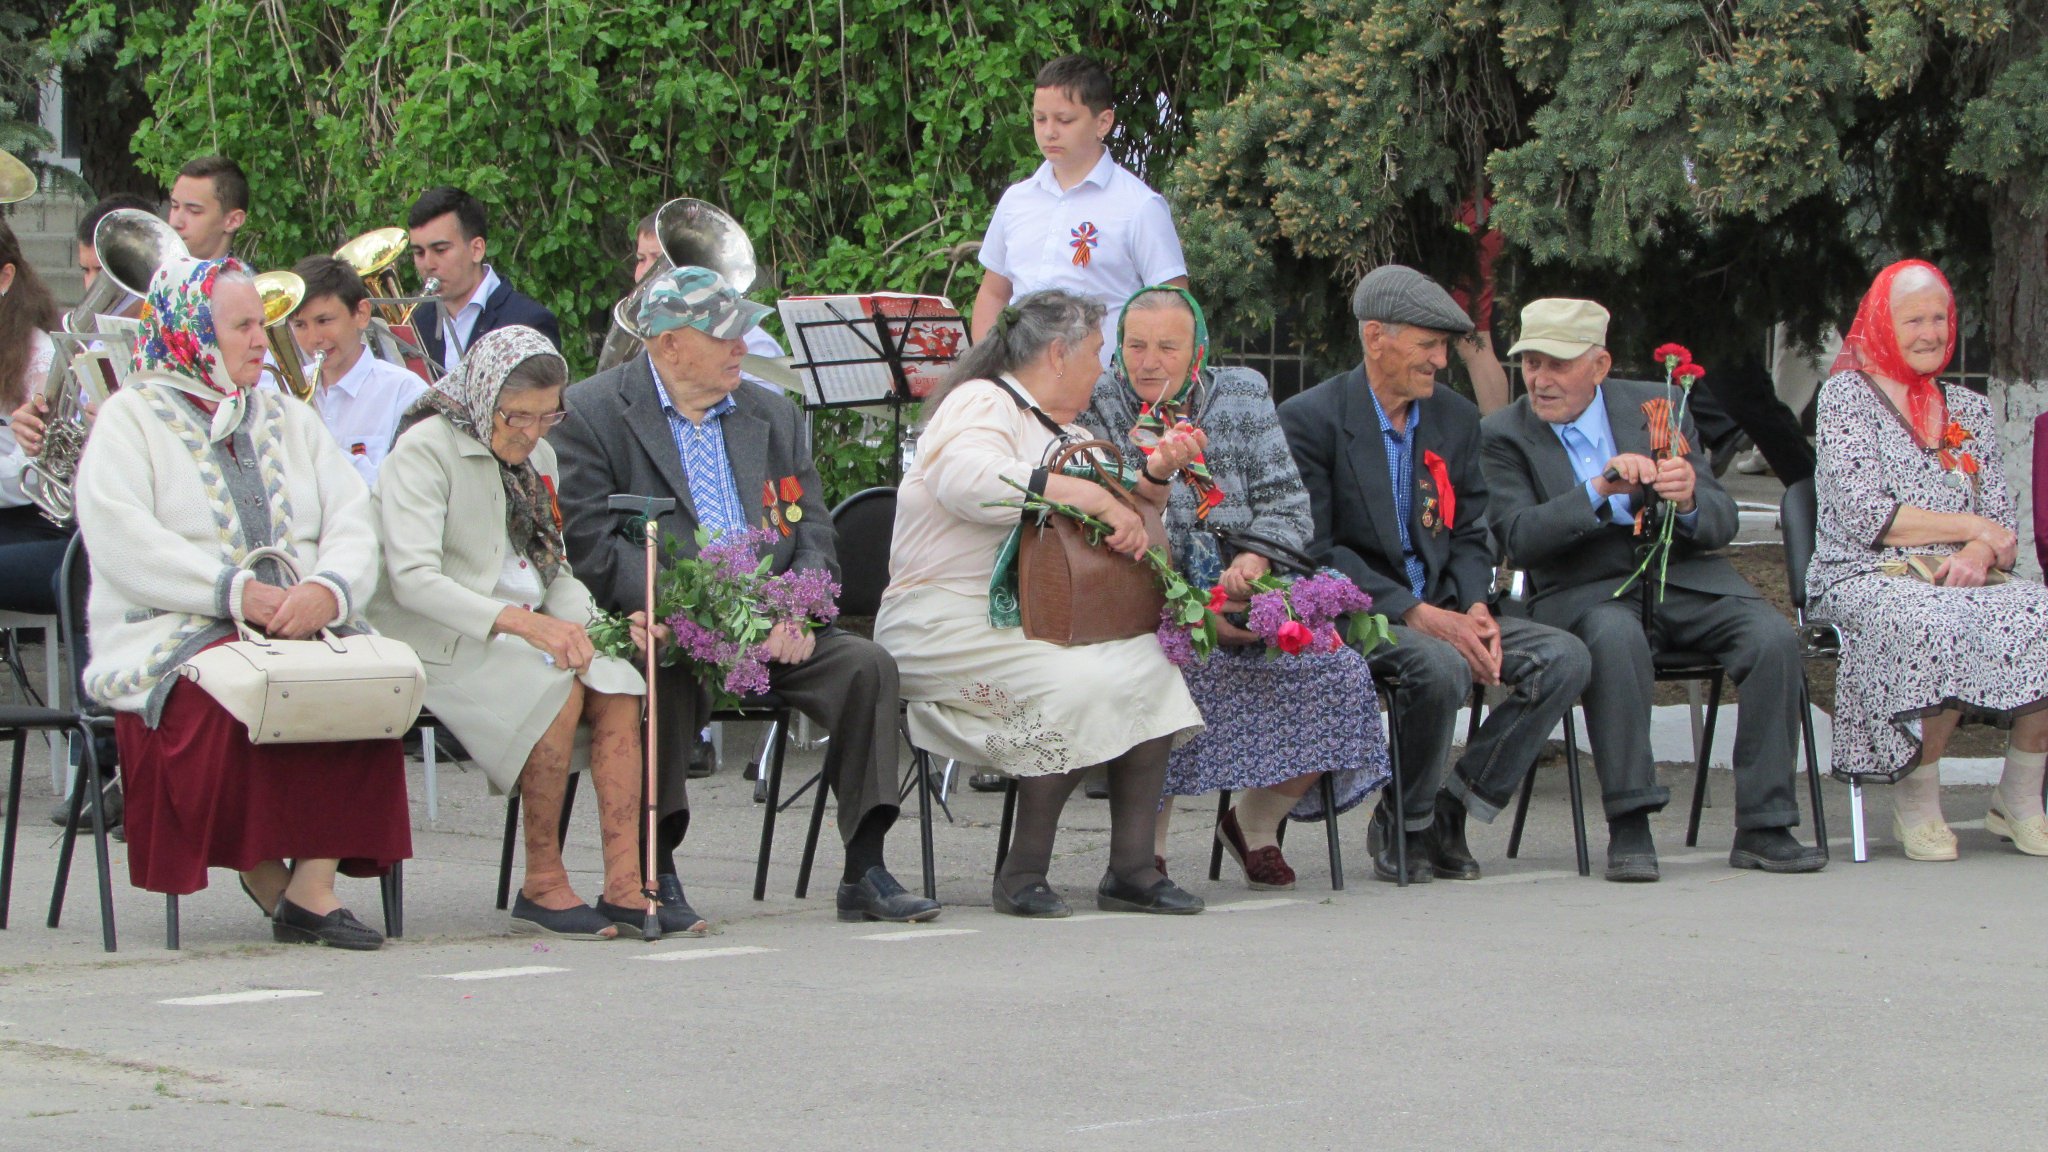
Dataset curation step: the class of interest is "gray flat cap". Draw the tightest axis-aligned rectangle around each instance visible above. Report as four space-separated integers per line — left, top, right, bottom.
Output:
1350 264 1475 335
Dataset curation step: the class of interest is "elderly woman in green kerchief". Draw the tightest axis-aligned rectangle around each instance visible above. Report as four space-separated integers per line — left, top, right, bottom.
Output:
1081 286 1390 890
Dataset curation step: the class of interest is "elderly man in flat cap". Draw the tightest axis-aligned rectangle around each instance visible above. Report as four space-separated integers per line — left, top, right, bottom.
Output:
1279 266 1591 884
554 266 942 927
1480 298 1826 880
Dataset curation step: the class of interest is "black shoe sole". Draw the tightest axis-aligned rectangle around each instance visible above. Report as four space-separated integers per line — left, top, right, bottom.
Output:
1095 893 1204 914
1728 849 1827 874
1604 860 1660 883
836 902 943 924
1372 863 1433 884
1432 862 1483 881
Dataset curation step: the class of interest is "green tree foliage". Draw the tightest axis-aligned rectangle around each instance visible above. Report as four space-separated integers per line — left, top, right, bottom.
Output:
1175 0 2048 383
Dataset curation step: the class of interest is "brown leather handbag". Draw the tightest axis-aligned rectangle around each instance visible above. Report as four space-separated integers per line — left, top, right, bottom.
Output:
1017 440 1169 645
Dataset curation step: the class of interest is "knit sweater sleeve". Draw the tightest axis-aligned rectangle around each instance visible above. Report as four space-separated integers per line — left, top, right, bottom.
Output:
73 391 248 620
1223 371 1312 553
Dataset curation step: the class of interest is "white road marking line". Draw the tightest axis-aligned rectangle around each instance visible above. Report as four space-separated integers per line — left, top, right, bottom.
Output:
160 990 322 1007
428 966 568 981
634 945 776 963
1205 898 1302 913
856 928 978 941
1071 1099 1307 1133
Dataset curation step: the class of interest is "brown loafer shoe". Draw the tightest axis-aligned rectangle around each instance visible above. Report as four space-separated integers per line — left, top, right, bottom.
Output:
1216 805 1297 890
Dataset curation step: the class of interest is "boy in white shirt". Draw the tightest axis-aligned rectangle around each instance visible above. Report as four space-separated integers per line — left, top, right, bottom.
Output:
970 54 1190 365
286 256 428 487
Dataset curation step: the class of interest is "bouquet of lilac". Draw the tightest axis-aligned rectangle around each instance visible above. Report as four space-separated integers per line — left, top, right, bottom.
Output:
1158 568 1392 665
592 525 840 707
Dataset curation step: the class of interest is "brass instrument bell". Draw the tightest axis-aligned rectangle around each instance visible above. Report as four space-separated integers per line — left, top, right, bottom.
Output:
254 270 316 400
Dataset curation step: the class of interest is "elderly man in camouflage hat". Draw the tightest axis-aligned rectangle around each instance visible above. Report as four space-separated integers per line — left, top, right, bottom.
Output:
554 266 942 927
1278 265 1592 884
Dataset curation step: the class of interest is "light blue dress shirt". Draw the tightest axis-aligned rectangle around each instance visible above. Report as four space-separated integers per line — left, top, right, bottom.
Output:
1367 388 1428 600
1551 387 1697 530
649 355 748 541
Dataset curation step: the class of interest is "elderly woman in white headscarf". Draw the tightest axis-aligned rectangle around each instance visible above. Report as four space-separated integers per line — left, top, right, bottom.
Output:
369 326 680 938
75 256 408 951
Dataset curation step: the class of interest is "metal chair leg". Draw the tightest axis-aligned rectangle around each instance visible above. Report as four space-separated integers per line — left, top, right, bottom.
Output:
495 793 520 911
1380 683 1408 888
1207 790 1232 881
1 733 23 929
1684 672 1726 848
753 719 787 901
1506 761 1538 859
1320 772 1344 890
1797 675 1828 857
916 749 937 899
49 730 117 950
165 894 179 951
994 780 1018 875
1563 710 1590 876
1850 778 1867 862
382 861 404 939
421 725 438 823
797 724 832 900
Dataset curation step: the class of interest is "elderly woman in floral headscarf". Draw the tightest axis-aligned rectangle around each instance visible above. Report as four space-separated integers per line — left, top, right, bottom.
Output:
368 326 680 939
73 256 408 950
1809 258 2048 861
1081 287 1389 889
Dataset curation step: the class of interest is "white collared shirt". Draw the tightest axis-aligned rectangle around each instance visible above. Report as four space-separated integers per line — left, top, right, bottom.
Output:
440 265 502 374
978 151 1188 364
307 343 429 487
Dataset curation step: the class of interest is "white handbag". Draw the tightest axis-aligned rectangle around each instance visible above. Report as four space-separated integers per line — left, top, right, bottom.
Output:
179 547 426 745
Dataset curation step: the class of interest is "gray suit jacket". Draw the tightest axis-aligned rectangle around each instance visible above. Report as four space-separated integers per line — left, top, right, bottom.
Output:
551 354 837 617
1479 377 1757 630
1277 365 1495 621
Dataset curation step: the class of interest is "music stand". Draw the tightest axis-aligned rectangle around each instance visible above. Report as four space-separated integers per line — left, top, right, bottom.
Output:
780 294 969 483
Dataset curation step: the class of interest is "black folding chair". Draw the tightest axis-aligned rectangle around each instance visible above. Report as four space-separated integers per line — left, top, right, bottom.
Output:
494 771 582 910
1777 478 1840 858
1204 774 1346 890
48 536 404 950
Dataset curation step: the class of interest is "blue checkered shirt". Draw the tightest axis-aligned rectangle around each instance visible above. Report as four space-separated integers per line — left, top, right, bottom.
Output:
1368 388 1427 600
649 356 747 541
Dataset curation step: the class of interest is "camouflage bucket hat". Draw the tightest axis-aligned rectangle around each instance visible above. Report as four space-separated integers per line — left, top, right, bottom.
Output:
639 265 773 340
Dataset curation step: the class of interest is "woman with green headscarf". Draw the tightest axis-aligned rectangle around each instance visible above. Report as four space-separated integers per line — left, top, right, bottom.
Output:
1081 287 1390 890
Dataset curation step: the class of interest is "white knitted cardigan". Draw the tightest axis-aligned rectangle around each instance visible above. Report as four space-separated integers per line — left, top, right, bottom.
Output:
72 372 381 722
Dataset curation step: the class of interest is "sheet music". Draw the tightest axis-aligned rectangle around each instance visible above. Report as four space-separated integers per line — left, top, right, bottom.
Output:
778 293 970 408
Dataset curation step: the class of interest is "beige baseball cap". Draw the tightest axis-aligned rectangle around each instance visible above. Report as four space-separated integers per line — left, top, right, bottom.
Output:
1506 298 1611 360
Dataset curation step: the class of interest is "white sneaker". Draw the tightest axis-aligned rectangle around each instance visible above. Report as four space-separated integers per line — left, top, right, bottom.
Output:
1733 448 1771 475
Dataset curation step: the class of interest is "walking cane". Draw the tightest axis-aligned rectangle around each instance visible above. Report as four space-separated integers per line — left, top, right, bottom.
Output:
609 495 677 941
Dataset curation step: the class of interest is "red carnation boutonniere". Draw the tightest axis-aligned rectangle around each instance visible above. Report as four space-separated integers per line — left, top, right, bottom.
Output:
1421 449 1455 533
538 474 564 529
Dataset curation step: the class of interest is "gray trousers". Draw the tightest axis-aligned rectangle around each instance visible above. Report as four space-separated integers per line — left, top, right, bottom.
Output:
1570 588 1803 830
655 629 902 844
1369 615 1592 831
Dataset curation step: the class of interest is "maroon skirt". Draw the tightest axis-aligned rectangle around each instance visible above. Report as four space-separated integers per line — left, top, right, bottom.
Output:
115 672 413 896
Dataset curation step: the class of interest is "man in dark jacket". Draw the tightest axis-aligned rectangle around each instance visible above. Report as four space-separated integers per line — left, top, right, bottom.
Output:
1480 297 1826 881
406 186 560 373
1280 266 1590 884
552 266 940 927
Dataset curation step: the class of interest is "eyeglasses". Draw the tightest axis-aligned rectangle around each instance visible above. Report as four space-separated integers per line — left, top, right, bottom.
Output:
497 408 569 430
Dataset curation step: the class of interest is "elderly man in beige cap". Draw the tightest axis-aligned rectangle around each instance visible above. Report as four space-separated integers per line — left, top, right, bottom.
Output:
1480 298 1826 881
1280 266 1591 884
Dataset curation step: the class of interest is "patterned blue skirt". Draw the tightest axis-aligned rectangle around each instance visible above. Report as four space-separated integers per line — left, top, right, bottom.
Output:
1167 645 1390 821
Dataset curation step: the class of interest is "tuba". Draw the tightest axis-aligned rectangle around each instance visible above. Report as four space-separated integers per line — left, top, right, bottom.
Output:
22 209 188 525
596 198 758 372
0 148 35 204
252 271 317 400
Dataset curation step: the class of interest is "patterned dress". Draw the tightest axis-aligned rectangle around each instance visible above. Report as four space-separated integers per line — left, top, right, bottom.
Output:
1083 366 1390 820
1807 371 2048 780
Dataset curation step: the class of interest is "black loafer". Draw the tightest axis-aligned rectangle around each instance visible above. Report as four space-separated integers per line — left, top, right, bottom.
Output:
838 866 942 923
595 894 708 936
274 898 384 950
968 771 1008 794
1729 828 1828 874
510 894 622 939
1096 872 1204 915
992 878 1070 918
1430 791 1483 880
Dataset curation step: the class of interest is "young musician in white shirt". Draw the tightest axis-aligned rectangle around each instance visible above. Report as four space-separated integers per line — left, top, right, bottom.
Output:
970 55 1190 365
287 256 427 487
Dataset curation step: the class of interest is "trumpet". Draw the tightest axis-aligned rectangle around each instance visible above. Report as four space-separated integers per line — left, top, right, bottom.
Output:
597 198 758 372
253 271 318 401
22 208 188 525
335 226 428 325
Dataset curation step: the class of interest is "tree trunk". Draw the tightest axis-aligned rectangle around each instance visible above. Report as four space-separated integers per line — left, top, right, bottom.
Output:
1985 184 2048 580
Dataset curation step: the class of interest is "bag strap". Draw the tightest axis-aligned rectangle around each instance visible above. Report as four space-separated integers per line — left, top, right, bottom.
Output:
1046 438 1141 516
989 376 1072 441
240 545 306 584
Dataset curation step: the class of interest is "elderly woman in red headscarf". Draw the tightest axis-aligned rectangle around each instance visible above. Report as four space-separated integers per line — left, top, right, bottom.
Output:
1807 259 2048 862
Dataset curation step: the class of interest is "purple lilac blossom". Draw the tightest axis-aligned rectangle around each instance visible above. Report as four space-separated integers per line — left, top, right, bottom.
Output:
1154 606 1195 666
760 567 842 627
1246 590 1292 642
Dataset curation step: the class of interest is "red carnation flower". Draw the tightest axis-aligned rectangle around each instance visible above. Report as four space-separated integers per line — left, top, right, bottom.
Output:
1673 363 1706 385
1652 343 1693 367
1276 619 1313 655
1207 585 1230 611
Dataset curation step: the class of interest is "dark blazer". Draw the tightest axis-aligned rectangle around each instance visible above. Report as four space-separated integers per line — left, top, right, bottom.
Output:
1480 376 1758 630
415 275 562 369
1277 365 1495 622
550 354 836 617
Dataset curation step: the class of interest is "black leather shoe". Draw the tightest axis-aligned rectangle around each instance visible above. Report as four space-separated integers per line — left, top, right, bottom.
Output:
1729 827 1828 874
838 866 942 923
1605 812 1660 883
511 894 621 940
1096 872 1204 914
968 771 1008 793
274 898 384 950
992 877 1070 918
48 779 122 829
595 891 709 936
1430 791 1483 880
1369 804 1433 884
686 737 716 779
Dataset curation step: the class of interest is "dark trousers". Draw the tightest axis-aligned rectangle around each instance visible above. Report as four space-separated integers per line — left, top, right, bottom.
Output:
655 629 900 845
1696 352 1816 485
1369 615 1591 830
0 507 71 616
1570 587 1803 831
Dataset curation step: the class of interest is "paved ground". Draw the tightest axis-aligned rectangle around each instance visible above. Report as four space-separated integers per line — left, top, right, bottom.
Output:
2 728 2043 1151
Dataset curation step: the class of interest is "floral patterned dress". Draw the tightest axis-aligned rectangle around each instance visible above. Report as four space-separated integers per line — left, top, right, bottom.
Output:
1807 371 2048 780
